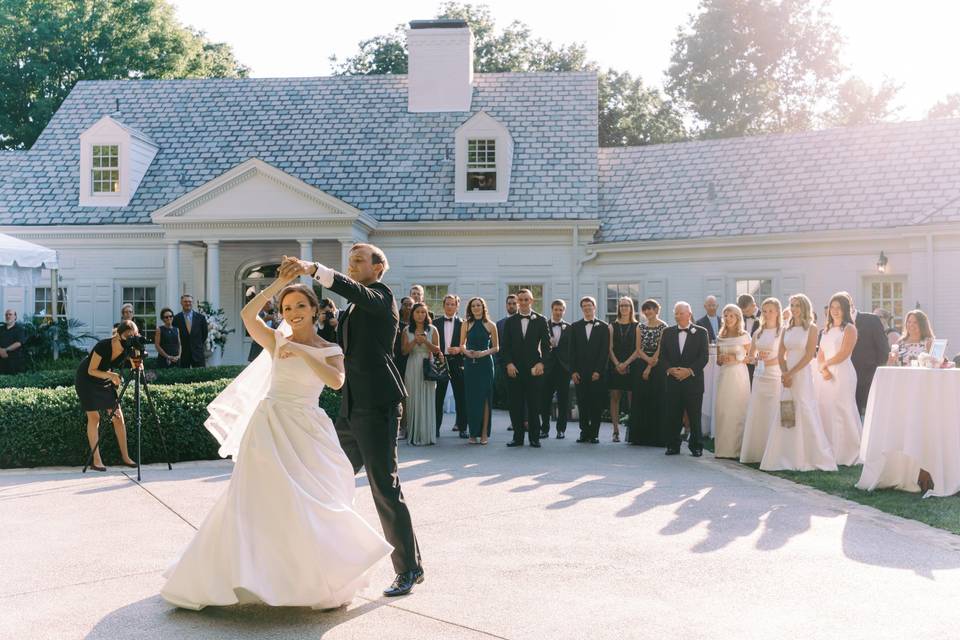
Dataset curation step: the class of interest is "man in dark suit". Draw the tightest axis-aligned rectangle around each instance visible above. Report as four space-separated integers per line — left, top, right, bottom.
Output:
495 294 518 431
172 294 208 368
569 296 610 444
660 301 710 456
434 294 466 438
696 295 721 343
737 293 761 383
540 299 571 439
283 245 422 597
501 289 550 448
842 291 889 414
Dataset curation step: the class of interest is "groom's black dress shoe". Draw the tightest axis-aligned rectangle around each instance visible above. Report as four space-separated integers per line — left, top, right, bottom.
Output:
529 442 541 448
506 441 523 447
556 432 565 440
384 567 424 597
665 448 681 455
691 449 703 457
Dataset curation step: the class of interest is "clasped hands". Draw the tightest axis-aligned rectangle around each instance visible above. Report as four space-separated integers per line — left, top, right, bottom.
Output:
278 255 318 281
667 367 693 381
507 362 544 378
570 371 600 384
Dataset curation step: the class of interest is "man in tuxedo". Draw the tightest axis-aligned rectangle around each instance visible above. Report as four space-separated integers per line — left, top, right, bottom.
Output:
842 291 889 414
660 301 710 456
496 294 518 431
501 289 550 448
282 245 422 597
434 294 466 438
569 296 610 444
696 295 721 342
540 299 571 439
172 294 208 368
737 293 761 383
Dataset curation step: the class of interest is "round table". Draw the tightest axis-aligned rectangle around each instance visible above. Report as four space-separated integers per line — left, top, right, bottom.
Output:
856 367 960 497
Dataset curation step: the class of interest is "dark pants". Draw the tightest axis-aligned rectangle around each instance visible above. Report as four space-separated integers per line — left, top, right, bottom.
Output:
854 364 878 415
575 376 605 440
336 403 421 574
508 373 544 444
541 366 569 435
179 350 205 368
435 363 465 435
663 382 703 453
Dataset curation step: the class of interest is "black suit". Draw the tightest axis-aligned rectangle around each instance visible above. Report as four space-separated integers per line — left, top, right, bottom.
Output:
172 311 208 368
326 272 420 575
541 320 571 436
495 315 514 428
569 319 610 441
742 315 761 383
660 324 710 453
696 314 721 343
851 311 889 414
434 316 466 435
500 312 551 444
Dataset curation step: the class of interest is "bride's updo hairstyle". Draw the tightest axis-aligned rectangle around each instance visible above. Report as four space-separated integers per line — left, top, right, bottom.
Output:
278 283 321 323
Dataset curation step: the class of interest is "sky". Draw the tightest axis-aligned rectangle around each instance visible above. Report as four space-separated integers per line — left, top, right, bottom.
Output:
171 0 960 120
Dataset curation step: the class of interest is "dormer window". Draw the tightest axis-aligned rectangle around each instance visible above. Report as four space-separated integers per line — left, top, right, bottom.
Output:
455 112 513 203
467 139 497 191
91 145 120 194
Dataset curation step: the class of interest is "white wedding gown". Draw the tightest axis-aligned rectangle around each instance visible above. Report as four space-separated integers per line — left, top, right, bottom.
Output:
816 327 862 465
713 334 752 458
740 328 782 464
161 330 393 610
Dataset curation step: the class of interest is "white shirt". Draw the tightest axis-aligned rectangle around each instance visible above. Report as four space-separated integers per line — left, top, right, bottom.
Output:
744 316 756 335
442 316 456 353
520 314 531 337
550 321 563 347
584 319 594 341
678 323 690 353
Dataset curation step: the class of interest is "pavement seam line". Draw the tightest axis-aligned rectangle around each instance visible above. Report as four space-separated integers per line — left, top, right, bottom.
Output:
354 595 513 640
0 569 163 600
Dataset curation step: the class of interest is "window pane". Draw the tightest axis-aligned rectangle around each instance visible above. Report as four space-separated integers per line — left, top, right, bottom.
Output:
122 286 158 341
466 171 497 191
605 283 640 323
507 284 544 314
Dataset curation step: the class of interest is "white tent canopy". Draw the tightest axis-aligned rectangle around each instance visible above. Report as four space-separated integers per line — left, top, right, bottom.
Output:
0 233 59 286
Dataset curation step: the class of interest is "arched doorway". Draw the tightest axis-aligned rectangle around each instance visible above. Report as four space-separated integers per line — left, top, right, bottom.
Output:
239 262 280 357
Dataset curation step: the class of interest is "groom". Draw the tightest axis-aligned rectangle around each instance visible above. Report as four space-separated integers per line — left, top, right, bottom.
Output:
280 245 423 597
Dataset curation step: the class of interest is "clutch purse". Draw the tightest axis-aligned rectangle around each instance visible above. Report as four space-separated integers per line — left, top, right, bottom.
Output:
423 354 449 383
780 388 796 428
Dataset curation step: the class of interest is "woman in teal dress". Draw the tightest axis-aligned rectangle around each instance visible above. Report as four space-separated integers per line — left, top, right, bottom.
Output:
460 297 499 445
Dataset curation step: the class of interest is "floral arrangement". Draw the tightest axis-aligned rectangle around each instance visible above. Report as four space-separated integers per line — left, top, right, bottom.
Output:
198 301 235 357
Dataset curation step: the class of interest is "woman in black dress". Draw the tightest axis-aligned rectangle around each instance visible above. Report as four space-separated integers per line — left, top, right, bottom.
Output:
76 320 139 471
154 308 181 368
608 297 639 442
628 299 667 446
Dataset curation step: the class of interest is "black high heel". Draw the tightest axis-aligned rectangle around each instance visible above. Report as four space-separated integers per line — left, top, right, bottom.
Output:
90 465 107 472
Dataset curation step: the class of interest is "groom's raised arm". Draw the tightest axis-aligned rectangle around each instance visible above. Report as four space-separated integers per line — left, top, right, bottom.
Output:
313 265 391 317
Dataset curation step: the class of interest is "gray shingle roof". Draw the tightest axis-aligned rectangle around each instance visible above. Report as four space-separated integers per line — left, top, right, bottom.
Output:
0 73 598 225
598 117 960 242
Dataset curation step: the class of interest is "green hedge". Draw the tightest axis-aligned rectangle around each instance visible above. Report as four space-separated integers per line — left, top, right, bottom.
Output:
0 381 342 468
0 365 247 389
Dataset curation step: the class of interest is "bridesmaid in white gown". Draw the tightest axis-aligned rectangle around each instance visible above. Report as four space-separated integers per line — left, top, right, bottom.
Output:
740 298 783 464
760 294 838 472
161 274 392 610
816 293 862 465
714 304 752 458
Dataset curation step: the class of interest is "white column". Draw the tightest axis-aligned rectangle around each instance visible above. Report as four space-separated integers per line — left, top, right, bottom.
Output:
205 240 221 366
165 241 180 309
299 239 314 287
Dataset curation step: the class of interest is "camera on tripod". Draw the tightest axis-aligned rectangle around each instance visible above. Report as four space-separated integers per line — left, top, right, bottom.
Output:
121 334 149 359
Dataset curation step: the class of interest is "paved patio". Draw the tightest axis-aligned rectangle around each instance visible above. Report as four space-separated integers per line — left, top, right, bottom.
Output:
3 410 960 639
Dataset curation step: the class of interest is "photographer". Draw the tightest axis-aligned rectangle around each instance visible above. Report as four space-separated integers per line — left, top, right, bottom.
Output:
316 298 338 343
75 320 140 471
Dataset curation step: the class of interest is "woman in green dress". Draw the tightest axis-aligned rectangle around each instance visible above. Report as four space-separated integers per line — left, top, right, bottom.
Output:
459 297 499 444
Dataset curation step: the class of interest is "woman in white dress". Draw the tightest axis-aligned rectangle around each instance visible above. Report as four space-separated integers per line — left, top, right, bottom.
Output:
760 294 838 472
714 304 752 459
740 298 783 464
161 273 392 610
816 293 862 465
402 303 442 446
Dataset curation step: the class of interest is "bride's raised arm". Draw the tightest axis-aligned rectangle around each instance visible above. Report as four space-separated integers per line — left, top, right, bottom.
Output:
240 273 295 356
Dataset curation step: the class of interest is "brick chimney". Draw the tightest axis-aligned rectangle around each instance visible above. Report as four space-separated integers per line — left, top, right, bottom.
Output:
406 19 474 112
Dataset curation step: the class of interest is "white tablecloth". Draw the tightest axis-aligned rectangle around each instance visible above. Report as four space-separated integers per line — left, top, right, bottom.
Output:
701 351 718 437
856 367 960 497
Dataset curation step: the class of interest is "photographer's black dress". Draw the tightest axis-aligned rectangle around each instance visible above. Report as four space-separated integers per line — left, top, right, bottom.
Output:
75 339 125 411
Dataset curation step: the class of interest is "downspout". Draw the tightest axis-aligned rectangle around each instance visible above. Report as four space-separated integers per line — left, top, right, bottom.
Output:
573 225 599 306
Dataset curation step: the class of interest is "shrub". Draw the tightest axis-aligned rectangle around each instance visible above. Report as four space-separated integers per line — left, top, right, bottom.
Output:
0 364 247 389
0 382 342 468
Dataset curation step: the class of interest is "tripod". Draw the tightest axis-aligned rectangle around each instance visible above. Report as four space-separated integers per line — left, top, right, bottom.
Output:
83 360 173 481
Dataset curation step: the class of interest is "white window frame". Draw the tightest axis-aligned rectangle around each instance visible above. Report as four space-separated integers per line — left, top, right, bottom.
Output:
866 277 907 330
735 278 774 302
91 144 120 194
507 283 545 315
33 286 68 320
455 111 513 203
116 282 161 345
417 284 450 315
604 282 641 324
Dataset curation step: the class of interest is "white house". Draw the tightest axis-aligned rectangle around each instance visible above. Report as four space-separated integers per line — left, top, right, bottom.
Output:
2 18 959 364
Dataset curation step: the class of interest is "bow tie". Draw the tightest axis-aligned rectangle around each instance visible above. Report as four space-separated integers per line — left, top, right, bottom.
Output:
679 327 690 333
550 322 563 328
585 320 596 325
520 314 532 320
744 315 756 320
445 317 455 322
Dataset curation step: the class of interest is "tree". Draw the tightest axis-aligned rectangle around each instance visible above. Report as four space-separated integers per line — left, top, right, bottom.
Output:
928 94 960 120
667 0 843 138
824 77 901 127
331 2 687 146
0 0 249 149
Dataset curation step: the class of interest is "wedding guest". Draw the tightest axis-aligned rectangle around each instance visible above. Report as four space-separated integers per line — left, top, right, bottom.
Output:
434 294 466 437
155 307 182 368
502 290 550 448
738 293 760 383
608 297 638 443
316 298 338 343
460 297 498 444
173 294 208 368
402 303 442 445
76 320 139 471
816 293 862 466
113 303 136 335
840 292 889 414
248 299 276 362
570 297 609 444
660 302 709 456
714 304 752 459
540 299 571 439
395 296 413 436
875 308 900 346
760 294 837 472
740 298 783 463
0 309 26 375
496 294 519 431
888 310 936 366
696 295 721 342
628 299 666 446
409 285 433 321
782 307 792 324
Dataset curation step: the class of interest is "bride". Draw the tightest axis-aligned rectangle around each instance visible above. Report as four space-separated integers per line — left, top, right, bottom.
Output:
161 271 392 610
